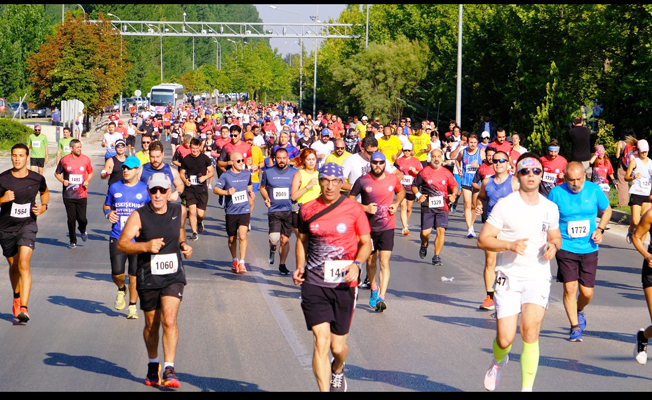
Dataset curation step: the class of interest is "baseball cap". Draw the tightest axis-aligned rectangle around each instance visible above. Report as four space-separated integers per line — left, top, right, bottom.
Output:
403 143 413 151
282 125 290 132
481 131 490 138
370 152 386 162
118 120 124 125
244 132 254 140
34 124 41 130
638 139 649 152
122 155 141 169
147 172 172 190
321 128 331 136
362 116 368 121
114 139 126 147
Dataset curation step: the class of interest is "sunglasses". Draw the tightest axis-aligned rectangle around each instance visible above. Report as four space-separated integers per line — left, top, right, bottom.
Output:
148 187 169 194
142 141 151 144
371 160 386 165
335 147 345 150
518 168 543 176
493 159 508 164
231 134 240 138
234 159 244 163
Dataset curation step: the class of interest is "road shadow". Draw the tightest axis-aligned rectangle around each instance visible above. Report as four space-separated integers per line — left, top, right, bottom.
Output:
43 352 141 384
344 363 462 392
175 372 263 392
48 295 124 318
75 271 115 284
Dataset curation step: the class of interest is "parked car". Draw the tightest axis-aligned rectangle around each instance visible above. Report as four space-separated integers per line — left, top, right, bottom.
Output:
28 108 52 118
9 102 27 118
0 98 5 115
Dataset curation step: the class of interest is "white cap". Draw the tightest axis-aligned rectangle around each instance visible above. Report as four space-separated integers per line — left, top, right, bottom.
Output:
481 131 490 138
638 139 649 152
402 142 413 150
147 172 172 190
362 116 368 121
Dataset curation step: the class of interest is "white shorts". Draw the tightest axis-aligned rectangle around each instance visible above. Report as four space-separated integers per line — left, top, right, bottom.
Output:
493 271 551 319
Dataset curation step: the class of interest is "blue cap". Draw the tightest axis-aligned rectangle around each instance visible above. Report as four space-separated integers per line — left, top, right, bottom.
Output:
321 128 331 136
318 163 344 180
370 152 386 162
122 155 141 169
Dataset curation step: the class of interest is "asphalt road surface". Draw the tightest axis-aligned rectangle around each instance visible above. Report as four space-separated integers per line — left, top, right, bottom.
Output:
1 131 651 392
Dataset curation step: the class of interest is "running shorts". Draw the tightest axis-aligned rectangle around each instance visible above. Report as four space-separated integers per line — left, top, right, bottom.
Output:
138 281 185 312
555 249 598 288
300 283 358 336
0 222 37 258
371 229 394 253
268 211 293 238
493 271 551 319
109 237 138 276
225 213 250 237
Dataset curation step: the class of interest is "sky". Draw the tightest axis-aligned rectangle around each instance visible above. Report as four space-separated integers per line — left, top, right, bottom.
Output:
254 4 348 56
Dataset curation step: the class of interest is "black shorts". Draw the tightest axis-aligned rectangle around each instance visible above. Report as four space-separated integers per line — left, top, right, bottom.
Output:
404 190 416 201
226 213 250 237
268 211 293 237
642 245 652 289
630 194 652 207
30 158 45 168
125 135 136 147
555 249 598 288
109 237 137 276
421 211 449 230
0 222 37 258
371 229 394 253
291 210 300 229
170 136 181 145
300 283 357 336
138 281 185 312
185 189 208 210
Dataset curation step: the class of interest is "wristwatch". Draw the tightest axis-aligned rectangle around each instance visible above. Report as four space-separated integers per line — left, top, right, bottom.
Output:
597 227 605 234
352 261 361 267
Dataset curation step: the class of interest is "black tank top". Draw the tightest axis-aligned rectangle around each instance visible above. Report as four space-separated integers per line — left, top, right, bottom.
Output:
135 202 186 290
108 156 125 187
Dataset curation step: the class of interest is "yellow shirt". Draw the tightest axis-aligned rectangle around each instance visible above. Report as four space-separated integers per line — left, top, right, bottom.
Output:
355 122 367 137
324 151 352 166
377 135 402 162
297 169 321 204
250 145 265 183
409 133 430 162
136 151 150 165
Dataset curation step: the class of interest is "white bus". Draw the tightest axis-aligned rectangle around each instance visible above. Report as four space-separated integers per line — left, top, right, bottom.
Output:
147 83 184 114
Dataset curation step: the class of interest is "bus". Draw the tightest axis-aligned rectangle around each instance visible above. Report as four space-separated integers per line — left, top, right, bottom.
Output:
147 83 184 115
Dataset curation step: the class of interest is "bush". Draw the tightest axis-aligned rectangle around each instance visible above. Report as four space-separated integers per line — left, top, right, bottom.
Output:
0 119 33 151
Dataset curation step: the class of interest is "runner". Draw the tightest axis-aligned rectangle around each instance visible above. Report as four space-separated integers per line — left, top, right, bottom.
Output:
0 143 49 323
377 125 402 163
349 152 404 311
293 162 372 392
474 150 519 311
213 152 254 273
408 125 432 168
260 148 297 275
548 161 611 342
54 139 94 249
56 126 73 165
311 128 334 169
244 131 265 215
324 139 352 166
140 141 184 202
179 138 214 240
539 139 568 197
412 148 458 266
472 146 497 223
100 138 127 188
291 149 321 237
394 142 423 236
117 172 192 389
103 156 150 319
169 120 183 156
125 119 138 156
28 124 48 175
135 136 152 166
625 139 652 244
478 152 561 392
457 133 483 238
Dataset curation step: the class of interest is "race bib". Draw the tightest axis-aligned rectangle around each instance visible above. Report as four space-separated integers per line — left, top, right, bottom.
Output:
567 220 590 238
232 190 247 204
69 174 84 185
542 172 557 184
599 183 610 193
465 164 478 174
273 187 289 200
63 145 71 153
428 195 444 208
641 178 651 189
150 253 179 275
401 175 413 186
10 203 30 218
32 141 41 148
494 271 510 291
119 215 128 230
171 132 179 138
324 260 352 284
189 175 200 185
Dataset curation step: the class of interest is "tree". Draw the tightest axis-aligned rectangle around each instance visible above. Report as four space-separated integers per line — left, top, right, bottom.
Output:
25 13 131 115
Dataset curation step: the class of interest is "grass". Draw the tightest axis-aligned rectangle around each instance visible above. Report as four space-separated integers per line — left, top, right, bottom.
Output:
608 186 630 214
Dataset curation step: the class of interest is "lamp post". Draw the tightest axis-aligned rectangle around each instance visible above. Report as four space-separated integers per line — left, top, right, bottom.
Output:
456 4 462 127
310 16 320 119
108 13 124 112
270 6 303 110
147 23 162 82
213 39 221 70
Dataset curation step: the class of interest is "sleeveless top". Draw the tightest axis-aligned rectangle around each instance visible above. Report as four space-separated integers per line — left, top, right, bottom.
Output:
485 175 515 214
108 156 125 187
135 202 186 290
629 157 652 196
297 169 321 205
461 148 482 187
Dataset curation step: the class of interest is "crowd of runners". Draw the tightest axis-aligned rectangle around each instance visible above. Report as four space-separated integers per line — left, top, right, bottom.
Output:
2 97 652 391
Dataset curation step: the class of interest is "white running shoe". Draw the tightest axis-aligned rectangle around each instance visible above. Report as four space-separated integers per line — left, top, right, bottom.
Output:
484 355 508 391
635 329 648 365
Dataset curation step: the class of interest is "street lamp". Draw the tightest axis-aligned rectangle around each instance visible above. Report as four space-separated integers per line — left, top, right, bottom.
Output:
310 16 321 119
147 23 163 82
108 13 124 111
456 4 462 127
270 6 304 110
213 38 221 70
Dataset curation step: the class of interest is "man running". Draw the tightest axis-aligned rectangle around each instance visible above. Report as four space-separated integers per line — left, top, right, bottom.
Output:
457 133 482 238
0 143 49 323
56 126 73 165
103 156 150 319
117 172 192 389
412 148 458 266
140 140 184 202
101 138 127 188
260 148 297 275
135 136 152 166
294 163 372 391
349 152 404 311
213 152 254 273
474 150 519 311
54 139 94 249
548 161 611 342
28 124 48 175
179 138 214 241
478 152 561 392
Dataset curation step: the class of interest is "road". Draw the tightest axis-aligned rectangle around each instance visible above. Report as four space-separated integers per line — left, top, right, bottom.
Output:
0 127 651 392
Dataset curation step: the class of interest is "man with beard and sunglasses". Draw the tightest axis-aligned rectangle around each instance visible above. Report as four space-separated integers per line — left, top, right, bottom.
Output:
478 152 561 392
349 152 404 312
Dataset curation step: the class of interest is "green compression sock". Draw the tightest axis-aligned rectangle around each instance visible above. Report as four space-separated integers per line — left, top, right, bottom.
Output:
521 340 540 391
493 339 511 364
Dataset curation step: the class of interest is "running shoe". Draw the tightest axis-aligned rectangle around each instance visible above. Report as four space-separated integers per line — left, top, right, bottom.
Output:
376 298 387 313
570 328 583 342
635 329 648 365
232 260 238 273
369 289 379 309
68 243 76 249
162 366 180 389
419 244 428 259
358 276 370 289
127 304 138 319
467 229 476 238
577 310 586 331
197 221 204 234
479 295 495 311
12 297 20 318
145 363 161 386
115 289 126 310
432 255 443 266
190 232 198 241
269 247 275 265
81 232 88 242
484 355 508 392
626 231 633 244
237 261 247 274
451 204 457 214
330 362 347 392
17 306 29 323
218 196 224 207
278 264 290 275
402 227 410 236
